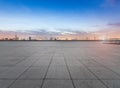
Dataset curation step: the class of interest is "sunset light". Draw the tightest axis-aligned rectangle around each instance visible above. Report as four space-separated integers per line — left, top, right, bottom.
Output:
0 0 120 88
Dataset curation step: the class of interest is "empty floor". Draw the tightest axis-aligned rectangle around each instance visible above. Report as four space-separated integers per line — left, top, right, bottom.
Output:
0 41 120 88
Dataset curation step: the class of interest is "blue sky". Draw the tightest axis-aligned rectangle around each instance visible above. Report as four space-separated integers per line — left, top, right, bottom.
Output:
0 0 120 32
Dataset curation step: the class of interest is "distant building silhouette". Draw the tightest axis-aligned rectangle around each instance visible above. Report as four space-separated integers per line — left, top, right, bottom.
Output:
15 33 19 40
66 38 68 40
5 38 8 40
29 36 32 40
54 38 57 40
50 37 53 40
94 36 96 40
86 37 89 40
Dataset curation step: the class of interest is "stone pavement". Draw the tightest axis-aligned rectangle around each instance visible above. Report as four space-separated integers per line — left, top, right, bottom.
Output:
0 41 120 88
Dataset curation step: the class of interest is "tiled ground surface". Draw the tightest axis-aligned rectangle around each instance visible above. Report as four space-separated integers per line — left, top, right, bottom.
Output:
0 41 120 88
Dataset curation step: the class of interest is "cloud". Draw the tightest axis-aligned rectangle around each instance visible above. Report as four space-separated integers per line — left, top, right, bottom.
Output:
23 29 88 36
93 22 120 34
55 28 87 35
17 29 61 36
102 0 120 7
30 30 60 35
107 0 118 4
0 28 88 38
107 22 120 26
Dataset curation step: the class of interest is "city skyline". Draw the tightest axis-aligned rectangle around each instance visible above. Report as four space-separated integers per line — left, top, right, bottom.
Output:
0 29 120 40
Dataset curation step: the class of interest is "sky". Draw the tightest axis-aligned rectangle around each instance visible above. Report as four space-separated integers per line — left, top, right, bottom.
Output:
0 0 120 34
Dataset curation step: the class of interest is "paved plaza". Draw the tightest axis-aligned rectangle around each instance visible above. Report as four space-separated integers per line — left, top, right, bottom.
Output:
0 41 120 88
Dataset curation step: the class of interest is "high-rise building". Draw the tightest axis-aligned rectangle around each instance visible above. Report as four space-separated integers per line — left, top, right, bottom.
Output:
15 33 19 40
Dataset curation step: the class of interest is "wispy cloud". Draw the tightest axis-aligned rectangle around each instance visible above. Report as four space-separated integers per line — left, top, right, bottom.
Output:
94 22 120 36
25 29 61 36
0 28 88 37
54 28 86 35
107 22 120 26
102 0 120 7
107 0 118 4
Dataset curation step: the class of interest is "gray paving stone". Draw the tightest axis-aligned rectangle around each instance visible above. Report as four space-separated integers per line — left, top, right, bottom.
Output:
79 58 102 67
108 67 120 75
69 66 97 80
0 57 25 66
0 80 14 88
42 80 74 88
102 80 120 88
51 57 66 66
65 58 82 66
0 67 28 79
32 59 51 67
16 58 37 67
19 66 48 80
9 80 42 88
88 66 120 80
0 67 10 74
54 54 63 57
74 80 107 88
46 66 70 79
0 41 120 88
